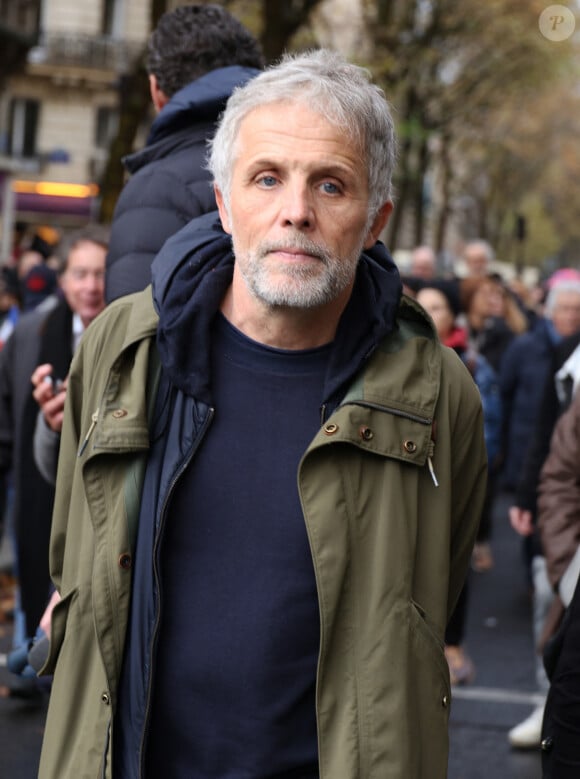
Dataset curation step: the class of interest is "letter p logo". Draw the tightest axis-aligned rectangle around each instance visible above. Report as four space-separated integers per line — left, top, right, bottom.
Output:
539 5 576 41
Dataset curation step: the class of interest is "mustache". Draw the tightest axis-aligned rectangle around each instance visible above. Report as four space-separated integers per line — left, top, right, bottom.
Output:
257 234 332 264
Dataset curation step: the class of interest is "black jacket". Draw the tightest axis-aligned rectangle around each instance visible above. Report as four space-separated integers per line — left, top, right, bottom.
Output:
515 331 580 513
105 65 260 302
0 297 72 635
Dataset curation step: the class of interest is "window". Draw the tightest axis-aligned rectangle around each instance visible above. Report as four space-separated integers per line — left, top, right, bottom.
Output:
95 106 118 150
8 97 40 158
102 0 125 37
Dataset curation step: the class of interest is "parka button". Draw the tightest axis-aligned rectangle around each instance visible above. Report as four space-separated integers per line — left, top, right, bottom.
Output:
119 553 132 570
442 695 450 708
323 423 339 435
403 440 417 453
359 426 373 441
112 408 127 419
101 692 110 705
541 736 553 752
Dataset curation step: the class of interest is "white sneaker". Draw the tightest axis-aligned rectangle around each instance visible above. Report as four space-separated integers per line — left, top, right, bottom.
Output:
508 704 545 749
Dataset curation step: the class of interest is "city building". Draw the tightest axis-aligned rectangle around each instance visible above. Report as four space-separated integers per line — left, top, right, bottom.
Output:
0 0 152 259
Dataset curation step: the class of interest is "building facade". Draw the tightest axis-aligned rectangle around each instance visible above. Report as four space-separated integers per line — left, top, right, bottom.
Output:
0 0 152 247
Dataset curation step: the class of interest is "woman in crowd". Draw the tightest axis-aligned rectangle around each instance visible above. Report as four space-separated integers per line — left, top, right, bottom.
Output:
459 274 527 571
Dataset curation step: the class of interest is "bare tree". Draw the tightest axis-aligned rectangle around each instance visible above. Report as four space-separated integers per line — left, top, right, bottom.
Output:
98 0 168 222
362 0 571 253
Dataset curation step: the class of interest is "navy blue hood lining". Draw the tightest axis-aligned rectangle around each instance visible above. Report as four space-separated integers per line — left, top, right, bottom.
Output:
152 214 402 406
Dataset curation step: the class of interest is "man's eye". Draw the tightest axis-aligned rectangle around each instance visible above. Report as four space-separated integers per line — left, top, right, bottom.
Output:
258 175 277 187
320 181 340 194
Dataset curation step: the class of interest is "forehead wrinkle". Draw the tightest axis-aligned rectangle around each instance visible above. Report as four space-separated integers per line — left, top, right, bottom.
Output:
235 104 364 166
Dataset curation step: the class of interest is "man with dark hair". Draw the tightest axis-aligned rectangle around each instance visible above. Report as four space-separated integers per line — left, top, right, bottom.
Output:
0 225 108 675
105 3 264 302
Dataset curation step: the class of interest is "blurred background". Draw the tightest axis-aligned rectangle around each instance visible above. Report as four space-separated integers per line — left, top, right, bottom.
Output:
0 0 579 281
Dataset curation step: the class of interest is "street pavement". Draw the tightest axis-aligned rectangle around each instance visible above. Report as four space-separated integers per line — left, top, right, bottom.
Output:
449 489 543 778
0 489 543 778
0 624 48 778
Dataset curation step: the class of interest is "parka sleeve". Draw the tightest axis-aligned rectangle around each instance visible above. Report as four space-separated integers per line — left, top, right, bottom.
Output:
47 341 87 593
33 410 61 485
538 389 580 589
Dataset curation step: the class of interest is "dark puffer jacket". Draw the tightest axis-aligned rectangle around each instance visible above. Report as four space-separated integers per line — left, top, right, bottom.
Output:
498 316 560 490
105 65 260 302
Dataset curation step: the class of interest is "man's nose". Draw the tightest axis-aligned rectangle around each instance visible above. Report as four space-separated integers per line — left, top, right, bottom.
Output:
80 274 105 299
280 182 313 229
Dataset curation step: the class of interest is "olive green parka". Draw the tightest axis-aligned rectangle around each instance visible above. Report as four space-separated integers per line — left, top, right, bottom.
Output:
39 281 486 779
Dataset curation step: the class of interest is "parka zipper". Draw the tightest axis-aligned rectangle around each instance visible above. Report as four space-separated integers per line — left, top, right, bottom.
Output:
78 408 99 456
427 439 439 487
137 406 215 777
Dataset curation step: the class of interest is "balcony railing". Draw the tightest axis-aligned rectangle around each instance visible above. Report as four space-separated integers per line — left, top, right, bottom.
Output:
28 32 143 74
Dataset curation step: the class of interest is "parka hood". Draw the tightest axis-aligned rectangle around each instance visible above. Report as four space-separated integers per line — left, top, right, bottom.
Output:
151 212 402 407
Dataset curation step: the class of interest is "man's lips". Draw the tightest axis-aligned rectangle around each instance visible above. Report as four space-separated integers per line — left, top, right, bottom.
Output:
268 248 321 262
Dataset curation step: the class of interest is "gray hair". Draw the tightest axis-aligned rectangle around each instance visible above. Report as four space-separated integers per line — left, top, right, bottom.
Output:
207 49 397 222
464 239 495 264
545 280 580 317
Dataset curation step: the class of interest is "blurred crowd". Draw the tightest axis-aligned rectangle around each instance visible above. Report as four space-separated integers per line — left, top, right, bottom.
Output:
0 222 108 702
403 240 580 756
3 222 580 760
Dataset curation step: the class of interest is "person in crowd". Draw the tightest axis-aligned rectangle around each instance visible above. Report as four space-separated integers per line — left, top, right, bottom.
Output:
0 267 21 350
507 326 580 747
502 280 580 748
15 248 44 281
38 51 487 779
501 280 580 492
416 286 501 687
409 245 437 280
509 272 580 545
0 225 107 700
461 239 495 278
459 273 526 572
0 261 58 640
105 3 264 302
508 276 542 327
537 381 580 777
0 267 21 624
20 263 59 313
461 273 528 373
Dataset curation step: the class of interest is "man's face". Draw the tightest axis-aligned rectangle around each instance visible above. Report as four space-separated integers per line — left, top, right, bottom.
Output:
411 248 436 280
215 101 390 313
464 246 489 278
551 290 580 337
60 241 106 328
416 288 455 339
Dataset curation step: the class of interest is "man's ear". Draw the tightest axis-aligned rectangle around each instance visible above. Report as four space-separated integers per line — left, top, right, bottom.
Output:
363 201 393 249
214 184 232 234
149 74 169 113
